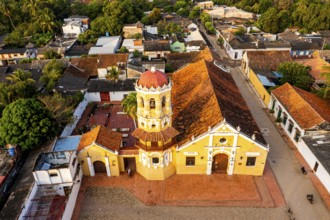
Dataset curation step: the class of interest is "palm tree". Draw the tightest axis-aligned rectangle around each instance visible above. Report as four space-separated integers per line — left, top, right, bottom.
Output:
0 83 14 106
121 92 137 128
6 69 35 84
106 66 120 82
0 0 16 30
35 8 57 33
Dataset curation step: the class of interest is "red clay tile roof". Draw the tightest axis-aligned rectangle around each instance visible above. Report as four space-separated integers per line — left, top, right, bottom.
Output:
77 126 122 152
272 83 330 129
98 54 129 68
167 47 213 70
294 51 330 81
70 57 98 76
132 127 179 142
172 59 266 146
247 50 292 71
137 69 168 88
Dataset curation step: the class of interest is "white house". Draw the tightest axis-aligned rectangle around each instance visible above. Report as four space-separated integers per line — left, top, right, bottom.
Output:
62 16 89 38
89 36 122 55
96 54 129 79
298 133 330 193
19 138 83 220
269 83 330 147
144 25 158 35
86 79 135 102
122 39 144 53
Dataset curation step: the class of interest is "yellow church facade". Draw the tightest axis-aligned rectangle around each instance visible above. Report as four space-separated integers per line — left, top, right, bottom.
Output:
76 51 269 180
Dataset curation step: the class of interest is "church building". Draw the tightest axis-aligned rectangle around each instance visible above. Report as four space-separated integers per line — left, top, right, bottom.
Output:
77 50 269 180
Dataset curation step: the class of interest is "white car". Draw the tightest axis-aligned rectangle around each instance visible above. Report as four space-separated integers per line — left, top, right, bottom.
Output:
214 61 229 73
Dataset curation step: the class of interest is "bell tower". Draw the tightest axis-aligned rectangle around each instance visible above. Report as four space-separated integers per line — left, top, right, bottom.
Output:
132 67 179 180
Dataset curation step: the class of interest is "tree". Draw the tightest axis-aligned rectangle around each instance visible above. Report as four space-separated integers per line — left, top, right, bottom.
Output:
40 60 65 92
38 93 74 128
6 69 37 99
0 0 16 30
277 62 313 90
189 6 201 20
121 92 137 128
77 30 98 45
44 50 61 59
234 26 246 36
133 49 141 58
0 99 57 150
258 7 280 33
0 83 14 106
118 46 129 53
200 12 211 25
106 66 120 82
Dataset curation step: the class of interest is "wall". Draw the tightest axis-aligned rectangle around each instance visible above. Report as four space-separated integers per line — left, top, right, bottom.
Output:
85 92 101 102
248 69 271 106
18 183 39 220
269 95 305 147
297 141 330 193
61 168 83 220
78 144 120 176
61 95 89 137
110 91 130 101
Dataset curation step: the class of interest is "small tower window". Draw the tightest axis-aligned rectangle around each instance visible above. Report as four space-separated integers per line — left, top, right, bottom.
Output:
151 124 156 128
141 97 144 107
162 96 166 107
152 157 159 164
150 98 155 109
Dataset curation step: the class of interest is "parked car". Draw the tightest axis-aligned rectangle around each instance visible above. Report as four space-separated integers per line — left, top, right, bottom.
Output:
214 61 229 73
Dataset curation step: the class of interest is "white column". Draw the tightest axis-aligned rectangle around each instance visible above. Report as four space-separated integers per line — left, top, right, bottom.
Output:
206 149 213 175
227 154 235 175
233 133 238 147
104 157 111 177
87 157 95 176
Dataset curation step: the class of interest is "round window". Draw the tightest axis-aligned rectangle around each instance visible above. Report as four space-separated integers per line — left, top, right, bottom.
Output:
219 138 227 144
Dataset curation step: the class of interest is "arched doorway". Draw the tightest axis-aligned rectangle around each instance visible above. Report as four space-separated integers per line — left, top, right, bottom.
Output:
93 161 106 173
212 154 228 174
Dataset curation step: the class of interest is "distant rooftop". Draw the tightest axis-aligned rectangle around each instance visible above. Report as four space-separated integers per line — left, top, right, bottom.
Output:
52 136 82 152
301 132 330 174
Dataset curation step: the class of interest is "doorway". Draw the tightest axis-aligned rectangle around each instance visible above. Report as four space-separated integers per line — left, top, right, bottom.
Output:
93 161 107 173
124 157 136 171
100 92 110 102
212 154 228 174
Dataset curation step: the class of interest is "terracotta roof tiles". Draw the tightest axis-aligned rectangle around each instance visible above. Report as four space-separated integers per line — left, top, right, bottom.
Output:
272 83 330 129
77 126 122 152
247 50 292 71
98 54 129 68
172 59 267 146
132 127 179 142
137 69 168 88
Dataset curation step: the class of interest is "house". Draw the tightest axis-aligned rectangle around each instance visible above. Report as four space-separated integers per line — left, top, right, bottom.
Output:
294 50 330 89
185 40 206 52
278 30 322 58
141 60 165 73
62 16 89 38
241 50 292 106
269 83 330 147
197 1 214 10
64 43 91 58
298 132 330 193
86 78 135 102
121 39 144 53
208 6 256 19
77 126 123 177
56 57 98 93
96 54 129 79
144 25 158 35
88 36 122 55
143 40 171 60
170 41 186 53
0 48 33 66
19 136 83 220
123 21 144 38
185 28 205 43
221 29 291 60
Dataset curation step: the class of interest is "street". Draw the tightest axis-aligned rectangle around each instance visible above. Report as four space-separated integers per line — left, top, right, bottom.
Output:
199 24 330 219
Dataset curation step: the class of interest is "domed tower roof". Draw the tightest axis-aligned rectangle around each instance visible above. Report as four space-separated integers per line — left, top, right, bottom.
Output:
137 67 168 89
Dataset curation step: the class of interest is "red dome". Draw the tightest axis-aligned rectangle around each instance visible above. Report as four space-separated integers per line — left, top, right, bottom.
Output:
137 68 168 88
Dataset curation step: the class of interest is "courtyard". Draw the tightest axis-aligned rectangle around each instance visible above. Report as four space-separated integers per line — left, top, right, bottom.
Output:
72 164 287 220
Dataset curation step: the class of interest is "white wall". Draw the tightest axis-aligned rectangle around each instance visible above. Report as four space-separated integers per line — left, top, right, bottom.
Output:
298 140 330 193
18 183 39 220
61 168 83 220
110 91 130 101
98 68 107 79
86 92 101 102
61 95 89 137
269 95 305 147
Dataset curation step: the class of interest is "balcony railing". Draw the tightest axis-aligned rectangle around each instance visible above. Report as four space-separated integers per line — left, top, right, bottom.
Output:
135 140 175 151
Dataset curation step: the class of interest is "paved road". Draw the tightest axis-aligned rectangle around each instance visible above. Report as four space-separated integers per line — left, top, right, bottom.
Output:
230 66 330 220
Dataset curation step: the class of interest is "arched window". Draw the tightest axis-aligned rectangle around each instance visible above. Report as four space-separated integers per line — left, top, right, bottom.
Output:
162 96 166 108
141 96 144 107
150 98 155 109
